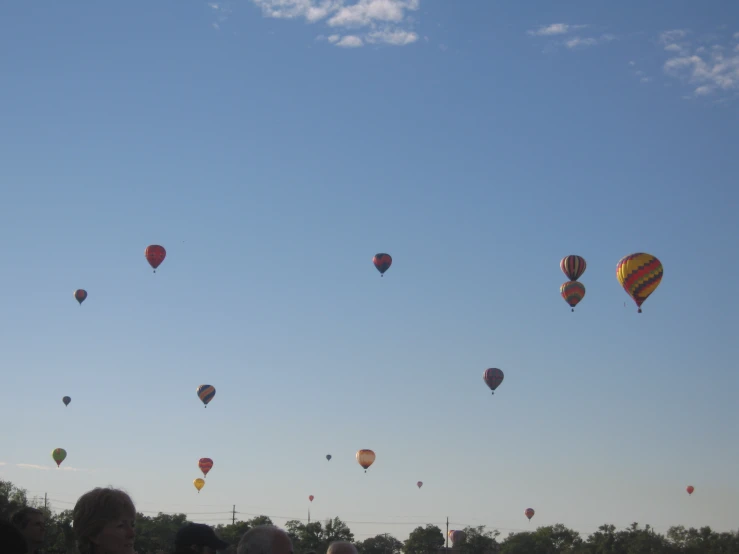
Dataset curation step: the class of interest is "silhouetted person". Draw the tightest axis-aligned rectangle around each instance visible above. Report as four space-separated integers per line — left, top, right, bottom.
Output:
1 519 29 554
173 522 230 554
11 507 45 554
237 525 293 554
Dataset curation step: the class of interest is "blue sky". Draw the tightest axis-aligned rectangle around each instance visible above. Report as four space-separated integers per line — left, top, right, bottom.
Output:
1 0 738 544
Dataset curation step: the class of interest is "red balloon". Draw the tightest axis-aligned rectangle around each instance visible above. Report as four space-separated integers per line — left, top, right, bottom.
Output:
686 485 694 495
145 245 166 272
525 508 535 520
198 458 213 477
74 289 88 305
309 495 314 502
373 253 392 276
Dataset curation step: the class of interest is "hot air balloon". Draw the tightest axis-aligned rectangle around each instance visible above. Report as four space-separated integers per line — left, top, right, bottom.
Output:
417 481 423 489
483 368 504 395
560 255 586 281
449 530 465 545
197 385 216 408
686 485 694 495
326 454 332 461
356 449 376 472
309 495 314 502
193 478 205 493
52 448 67 468
616 253 663 313
62 396 71 407
373 254 392 276
145 245 167 273
560 281 585 312
198 458 213 478
74 289 87 305
525 508 535 521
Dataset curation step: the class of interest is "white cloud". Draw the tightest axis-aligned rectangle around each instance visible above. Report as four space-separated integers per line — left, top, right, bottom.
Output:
527 23 587 37
734 32 739 40
16 463 88 472
662 39 739 97
660 29 689 44
336 35 364 47
250 0 421 47
207 1 232 30
565 34 615 49
17 463 50 470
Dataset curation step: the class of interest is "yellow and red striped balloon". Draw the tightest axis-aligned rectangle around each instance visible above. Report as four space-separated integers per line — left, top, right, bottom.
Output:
616 253 663 313
560 281 585 312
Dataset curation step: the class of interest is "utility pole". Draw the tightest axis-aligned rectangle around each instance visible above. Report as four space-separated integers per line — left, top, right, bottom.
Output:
44 493 48 510
308 509 310 524
232 505 236 525
446 516 449 552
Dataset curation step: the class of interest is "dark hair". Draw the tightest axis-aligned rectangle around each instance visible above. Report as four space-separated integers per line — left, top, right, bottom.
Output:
11 507 44 529
0 519 29 553
73 487 136 554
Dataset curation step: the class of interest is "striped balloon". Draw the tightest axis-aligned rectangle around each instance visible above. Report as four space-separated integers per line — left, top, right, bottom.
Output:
198 457 213 477
560 255 586 281
560 281 585 312
616 253 663 313
525 508 535 521
197 385 216 407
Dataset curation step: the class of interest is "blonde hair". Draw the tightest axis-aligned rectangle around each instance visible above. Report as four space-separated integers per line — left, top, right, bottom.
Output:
73 487 136 554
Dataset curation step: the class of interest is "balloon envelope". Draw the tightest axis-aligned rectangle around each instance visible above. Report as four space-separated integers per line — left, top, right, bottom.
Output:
193 478 205 492
560 255 586 281
198 458 213 477
326 454 332 461
62 396 71 406
356 449 376 471
197 385 216 407
417 481 423 488
145 245 167 272
449 530 465 545
372 253 392 275
483 368 504 393
525 508 535 520
52 448 67 468
616 253 663 312
686 485 694 495
560 280 585 311
309 495 314 502
74 289 87 305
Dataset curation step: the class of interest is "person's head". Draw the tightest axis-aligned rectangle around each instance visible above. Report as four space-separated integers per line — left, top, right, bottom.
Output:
0 519 29 554
236 525 293 554
326 541 358 554
11 507 45 549
72 487 136 554
175 522 230 553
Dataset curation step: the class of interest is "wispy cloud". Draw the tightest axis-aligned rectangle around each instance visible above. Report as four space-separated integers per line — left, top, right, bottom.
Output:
527 23 615 51
16 463 88 472
659 29 739 98
251 0 420 48
207 2 232 30
526 23 588 37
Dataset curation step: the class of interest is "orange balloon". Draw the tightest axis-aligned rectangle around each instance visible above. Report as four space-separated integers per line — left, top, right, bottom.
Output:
356 449 376 472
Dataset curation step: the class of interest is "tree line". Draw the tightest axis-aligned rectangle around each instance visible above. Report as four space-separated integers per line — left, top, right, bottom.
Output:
2 479 737 553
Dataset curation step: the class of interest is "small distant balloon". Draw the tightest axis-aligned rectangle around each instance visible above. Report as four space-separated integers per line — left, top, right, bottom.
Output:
74 289 87 305
686 485 694 495
356 449 376 472
525 508 535 521
326 454 332 461
560 255 587 281
198 458 213 478
417 481 423 489
373 253 392 276
560 280 585 312
145 245 167 273
62 396 71 407
52 448 67 468
193 478 205 493
483 368 504 395
197 385 216 407
309 495 314 502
